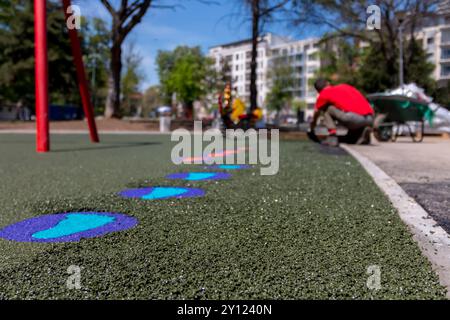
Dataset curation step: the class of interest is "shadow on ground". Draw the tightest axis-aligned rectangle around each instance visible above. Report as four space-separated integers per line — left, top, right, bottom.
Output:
52 142 161 153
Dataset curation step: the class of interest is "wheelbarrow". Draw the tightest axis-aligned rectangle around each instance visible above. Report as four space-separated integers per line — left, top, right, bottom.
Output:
367 94 434 143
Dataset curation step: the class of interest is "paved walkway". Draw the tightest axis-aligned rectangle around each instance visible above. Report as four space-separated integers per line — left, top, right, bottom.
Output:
350 137 450 233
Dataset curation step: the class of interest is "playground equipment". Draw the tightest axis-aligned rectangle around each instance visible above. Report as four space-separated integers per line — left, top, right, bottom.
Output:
34 0 99 153
218 83 263 131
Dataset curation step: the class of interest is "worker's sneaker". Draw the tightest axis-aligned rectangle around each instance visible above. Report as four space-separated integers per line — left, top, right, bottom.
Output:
307 131 321 143
356 127 372 145
321 135 339 147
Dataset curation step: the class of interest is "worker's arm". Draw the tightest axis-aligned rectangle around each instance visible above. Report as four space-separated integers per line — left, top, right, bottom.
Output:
310 91 329 132
310 110 321 131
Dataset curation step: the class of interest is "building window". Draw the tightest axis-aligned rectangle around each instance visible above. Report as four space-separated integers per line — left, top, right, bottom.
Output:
427 37 434 45
442 48 450 60
236 65 239 71
442 31 450 43
442 65 450 76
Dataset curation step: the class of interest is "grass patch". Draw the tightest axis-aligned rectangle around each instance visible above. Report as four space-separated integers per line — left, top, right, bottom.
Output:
0 134 445 299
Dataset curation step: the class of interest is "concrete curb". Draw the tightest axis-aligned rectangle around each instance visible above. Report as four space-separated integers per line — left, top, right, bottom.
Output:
342 144 450 298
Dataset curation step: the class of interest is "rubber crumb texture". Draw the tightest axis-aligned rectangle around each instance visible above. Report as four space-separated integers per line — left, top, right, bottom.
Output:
0 134 446 299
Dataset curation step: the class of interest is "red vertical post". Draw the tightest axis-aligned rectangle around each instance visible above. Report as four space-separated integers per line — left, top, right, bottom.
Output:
34 0 49 152
62 0 99 143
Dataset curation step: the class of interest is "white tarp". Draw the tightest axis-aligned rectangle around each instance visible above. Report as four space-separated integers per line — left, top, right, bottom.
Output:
387 83 450 133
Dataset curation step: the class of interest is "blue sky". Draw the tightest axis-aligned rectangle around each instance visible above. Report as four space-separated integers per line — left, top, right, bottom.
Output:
75 0 325 89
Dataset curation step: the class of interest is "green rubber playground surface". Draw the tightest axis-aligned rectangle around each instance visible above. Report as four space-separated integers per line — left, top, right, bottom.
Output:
0 133 446 299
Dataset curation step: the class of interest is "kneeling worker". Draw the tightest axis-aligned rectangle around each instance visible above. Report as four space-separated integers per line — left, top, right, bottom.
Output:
310 79 374 147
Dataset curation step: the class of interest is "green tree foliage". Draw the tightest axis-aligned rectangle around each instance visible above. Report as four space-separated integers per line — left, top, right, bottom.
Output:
121 43 145 116
0 0 79 106
434 81 450 108
83 17 111 114
265 60 295 112
143 85 162 116
156 46 214 118
403 40 437 95
316 37 361 87
292 99 307 112
293 0 445 101
317 37 437 97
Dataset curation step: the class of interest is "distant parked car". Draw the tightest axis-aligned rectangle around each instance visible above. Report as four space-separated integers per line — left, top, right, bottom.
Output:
285 115 298 125
156 106 172 116
49 105 83 121
0 106 18 121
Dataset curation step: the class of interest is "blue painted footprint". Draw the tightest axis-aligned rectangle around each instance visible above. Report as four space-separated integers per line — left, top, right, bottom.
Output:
207 165 250 170
32 213 115 240
166 172 231 181
119 186 205 200
0 212 138 243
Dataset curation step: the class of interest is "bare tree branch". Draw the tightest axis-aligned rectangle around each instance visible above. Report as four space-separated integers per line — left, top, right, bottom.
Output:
121 0 153 40
100 0 117 19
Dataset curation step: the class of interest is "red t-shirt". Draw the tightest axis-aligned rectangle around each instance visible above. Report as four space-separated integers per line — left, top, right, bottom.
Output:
315 84 374 116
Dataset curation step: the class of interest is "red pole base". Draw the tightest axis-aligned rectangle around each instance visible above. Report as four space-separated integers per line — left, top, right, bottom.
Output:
34 0 49 152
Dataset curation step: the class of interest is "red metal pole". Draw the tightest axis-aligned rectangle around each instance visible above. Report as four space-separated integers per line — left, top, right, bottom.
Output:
34 0 49 152
62 0 99 143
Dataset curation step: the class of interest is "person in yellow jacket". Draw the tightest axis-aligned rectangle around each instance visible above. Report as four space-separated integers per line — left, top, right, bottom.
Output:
218 83 264 129
231 97 246 124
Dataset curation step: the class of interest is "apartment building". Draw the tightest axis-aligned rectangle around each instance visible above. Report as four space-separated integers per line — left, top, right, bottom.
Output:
208 33 321 110
208 2 450 115
416 2 450 87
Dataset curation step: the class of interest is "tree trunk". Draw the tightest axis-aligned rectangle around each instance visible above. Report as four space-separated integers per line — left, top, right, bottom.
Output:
185 102 194 120
250 0 260 112
105 43 122 118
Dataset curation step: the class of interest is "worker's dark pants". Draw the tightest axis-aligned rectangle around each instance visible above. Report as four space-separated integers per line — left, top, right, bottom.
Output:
322 106 373 131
